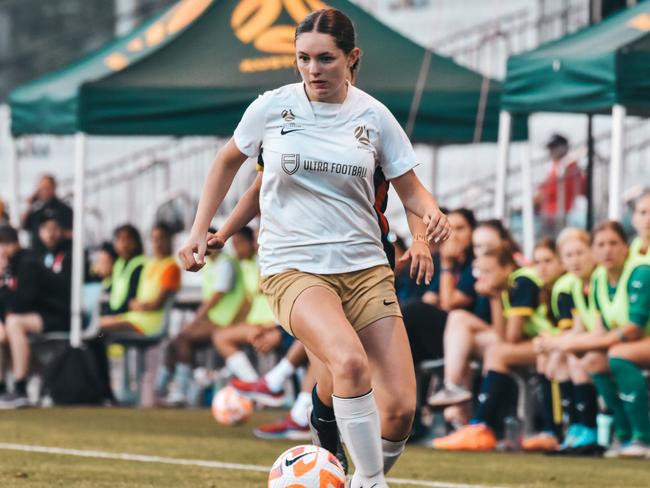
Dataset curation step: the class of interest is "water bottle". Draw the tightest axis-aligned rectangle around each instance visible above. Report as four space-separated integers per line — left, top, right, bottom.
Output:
597 413 614 448
503 416 522 451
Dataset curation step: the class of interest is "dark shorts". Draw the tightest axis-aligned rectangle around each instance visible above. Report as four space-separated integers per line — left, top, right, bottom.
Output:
42 313 71 333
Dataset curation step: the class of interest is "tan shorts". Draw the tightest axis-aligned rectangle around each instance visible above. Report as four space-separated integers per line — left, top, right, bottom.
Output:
259 265 402 337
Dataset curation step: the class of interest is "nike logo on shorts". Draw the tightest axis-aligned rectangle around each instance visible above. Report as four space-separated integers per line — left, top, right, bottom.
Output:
383 299 396 306
280 128 305 135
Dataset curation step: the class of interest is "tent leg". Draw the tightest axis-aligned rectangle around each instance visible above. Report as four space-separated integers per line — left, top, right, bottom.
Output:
431 145 438 196
70 133 87 349
521 140 535 259
608 105 626 220
495 111 512 219
0 105 19 227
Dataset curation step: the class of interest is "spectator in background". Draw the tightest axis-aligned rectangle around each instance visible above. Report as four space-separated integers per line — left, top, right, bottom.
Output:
535 134 585 237
0 225 71 408
99 223 180 336
21 175 73 254
90 242 118 294
38 212 72 299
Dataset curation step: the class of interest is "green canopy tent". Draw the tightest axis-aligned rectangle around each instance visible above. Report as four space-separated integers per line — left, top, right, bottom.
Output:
8 0 526 345
497 0 650 255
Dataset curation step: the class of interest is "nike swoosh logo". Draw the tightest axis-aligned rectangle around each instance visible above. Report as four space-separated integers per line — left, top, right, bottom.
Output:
280 128 304 135
383 299 396 306
285 453 310 467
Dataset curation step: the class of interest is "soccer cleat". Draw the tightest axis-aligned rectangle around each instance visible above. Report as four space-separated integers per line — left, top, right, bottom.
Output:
604 441 629 458
432 423 497 451
428 384 472 408
0 392 30 409
619 440 650 458
253 413 311 440
571 426 598 449
230 377 285 407
560 424 582 450
522 432 560 452
163 390 187 407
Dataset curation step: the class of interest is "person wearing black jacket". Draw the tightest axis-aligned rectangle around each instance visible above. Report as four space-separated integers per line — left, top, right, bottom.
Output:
0 225 70 408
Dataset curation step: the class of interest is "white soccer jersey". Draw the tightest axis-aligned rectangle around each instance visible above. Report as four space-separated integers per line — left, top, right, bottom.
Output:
234 83 418 276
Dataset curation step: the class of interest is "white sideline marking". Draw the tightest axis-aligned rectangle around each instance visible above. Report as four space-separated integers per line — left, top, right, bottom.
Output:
0 442 500 488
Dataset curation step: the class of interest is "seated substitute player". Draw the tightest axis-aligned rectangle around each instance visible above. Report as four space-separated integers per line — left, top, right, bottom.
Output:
99 222 180 336
158 228 246 405
538 221 650 458
0 225 71 408
433 240 565 451
630 189 650 258
99 224 146 318
533 228 600 453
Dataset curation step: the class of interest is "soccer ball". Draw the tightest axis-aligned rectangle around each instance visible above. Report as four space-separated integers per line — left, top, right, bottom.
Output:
268 445 346 488
211 385 253 425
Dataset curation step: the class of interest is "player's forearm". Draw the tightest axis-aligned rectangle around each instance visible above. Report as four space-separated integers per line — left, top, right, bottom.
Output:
505 316 525 343
406 211 427 242
190 139 246 237
392 171 438 220
219 177 261 241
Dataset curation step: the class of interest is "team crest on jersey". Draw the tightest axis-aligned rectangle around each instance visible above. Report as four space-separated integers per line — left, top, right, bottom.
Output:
281 109 296 122
281 153 300 175
354 125 370 146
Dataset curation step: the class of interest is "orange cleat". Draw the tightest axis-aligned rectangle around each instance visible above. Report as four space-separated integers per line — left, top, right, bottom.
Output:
522 432 559 452
432 424 497 451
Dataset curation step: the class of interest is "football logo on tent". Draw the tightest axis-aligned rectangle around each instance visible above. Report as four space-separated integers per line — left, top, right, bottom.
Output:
232 0 327 73
281 154 301 175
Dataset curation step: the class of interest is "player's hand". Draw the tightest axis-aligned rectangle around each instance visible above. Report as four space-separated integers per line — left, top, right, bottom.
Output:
178 231 209 272
423 207 450 244
207 232 226 250
398 240 433 285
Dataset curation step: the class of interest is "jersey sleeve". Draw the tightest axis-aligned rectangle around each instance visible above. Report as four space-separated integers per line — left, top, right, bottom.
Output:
375 104 418 180
506 276 540 317
627 264 650 328
233 93 272 158
213 259 236 294
161 262 181 292
556 292 574 330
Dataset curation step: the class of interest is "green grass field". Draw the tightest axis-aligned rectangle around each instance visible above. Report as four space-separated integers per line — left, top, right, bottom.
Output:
0 408 647 487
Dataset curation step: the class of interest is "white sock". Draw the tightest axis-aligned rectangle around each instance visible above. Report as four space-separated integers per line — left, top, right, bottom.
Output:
264 358 295 392
155 366 171 394
173 363 192 397
289 392 312 427
333 390 386 487
382 437 408 474
225 351 258 382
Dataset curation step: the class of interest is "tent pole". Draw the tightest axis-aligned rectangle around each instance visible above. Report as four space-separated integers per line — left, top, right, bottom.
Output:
70 133 87 349
586 114 594 230
495 111 512 219
431 145 438 196
521 140 535 259
1 105 20 227
608 104 626 220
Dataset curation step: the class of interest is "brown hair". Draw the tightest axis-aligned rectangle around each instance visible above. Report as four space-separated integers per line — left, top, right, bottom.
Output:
483 246 517 269
534 238 558 255
592 220 628 245
295 9 360 73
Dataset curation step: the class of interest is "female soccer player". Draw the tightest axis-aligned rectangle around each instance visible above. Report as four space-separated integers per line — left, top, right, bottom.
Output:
178 9 448 487
539 221 650 457
630 190 650 258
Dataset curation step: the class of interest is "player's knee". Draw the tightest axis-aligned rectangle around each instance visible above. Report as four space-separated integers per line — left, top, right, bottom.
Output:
331 351 369 383
607 343 627 360
580 352 607 374
383 398 416 433
4 315 22 335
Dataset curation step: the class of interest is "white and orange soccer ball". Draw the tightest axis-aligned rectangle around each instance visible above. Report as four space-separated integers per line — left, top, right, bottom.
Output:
268 445 346 488
211 385 253 425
